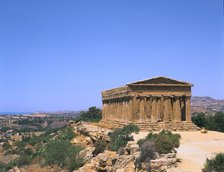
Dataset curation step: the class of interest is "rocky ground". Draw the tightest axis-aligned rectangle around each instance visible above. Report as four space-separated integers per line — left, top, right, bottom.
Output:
72 122 179 172
72 122 224 172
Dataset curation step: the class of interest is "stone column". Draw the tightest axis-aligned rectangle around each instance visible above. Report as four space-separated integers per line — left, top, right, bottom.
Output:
173 97 181 122
123 100 126 122
163 97 171 122
151 97 157 122
113 102 116 120
139 97 145 121
119 101 122 121
110 102 116 119
145 96 152 121
136 97 140 121
128 98 133 121
160 96 164 121
156 97 161 120
107 102 110 120
102 102 106 120
186 97 191 122
124 100 128 122
132 96 138 121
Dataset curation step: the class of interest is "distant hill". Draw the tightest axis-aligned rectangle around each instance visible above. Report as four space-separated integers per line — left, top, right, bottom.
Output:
191 96 224 115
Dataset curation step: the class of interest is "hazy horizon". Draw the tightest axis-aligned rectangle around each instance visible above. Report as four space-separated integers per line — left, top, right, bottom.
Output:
1 0 223 112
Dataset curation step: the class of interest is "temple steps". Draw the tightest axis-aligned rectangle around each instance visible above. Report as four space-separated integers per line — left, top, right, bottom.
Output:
99 120 199 131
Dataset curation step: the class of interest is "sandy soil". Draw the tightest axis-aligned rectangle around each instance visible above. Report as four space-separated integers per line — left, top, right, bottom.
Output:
132 130 224 172
175 131 224 172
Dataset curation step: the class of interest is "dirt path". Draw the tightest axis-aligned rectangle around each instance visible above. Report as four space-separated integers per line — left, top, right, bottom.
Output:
132 130 224 172
175 131 224 172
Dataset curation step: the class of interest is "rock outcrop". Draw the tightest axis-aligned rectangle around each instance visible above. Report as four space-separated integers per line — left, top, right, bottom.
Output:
72 122 179 172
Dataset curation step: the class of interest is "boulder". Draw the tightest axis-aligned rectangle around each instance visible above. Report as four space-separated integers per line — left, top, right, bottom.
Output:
125 141 139 155
166 153 176 158
201 128 207 133
129 144 139 155
85 137 92 144
79 147 95 163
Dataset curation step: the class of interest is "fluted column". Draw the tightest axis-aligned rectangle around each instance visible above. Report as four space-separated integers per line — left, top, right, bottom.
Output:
132 96 138 121
139 97 145 121
173 97 181 122
108 102 110 120
160 96 164 121
102 103 106 120
125 100 128 122
186 97 191 122
113 102 116 119
151 97 157 122
118 102 123 121
156 97 161 120
123 100 127 122
163 97 171 122
145 97 152 121
128 98 133 121
136 97 140 121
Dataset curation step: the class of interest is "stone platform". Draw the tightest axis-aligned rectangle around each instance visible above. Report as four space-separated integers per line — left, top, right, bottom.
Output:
99 120 199 131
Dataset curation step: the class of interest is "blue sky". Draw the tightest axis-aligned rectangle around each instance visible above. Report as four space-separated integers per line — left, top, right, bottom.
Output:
0 0 223 112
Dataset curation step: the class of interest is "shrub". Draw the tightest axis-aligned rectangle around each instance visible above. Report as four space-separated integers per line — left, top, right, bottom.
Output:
109 124 140 151
121 124 140 134
137 130 180 154
16 153 31 167
155 134 174 154
135 141 156 172
58 127 75 141
2 141 11 151
203 153 224 172
138 141 156 163
93 139 107 156
0 161 6 172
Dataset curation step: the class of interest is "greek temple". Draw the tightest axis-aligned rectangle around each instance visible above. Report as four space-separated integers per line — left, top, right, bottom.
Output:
101 77 198 131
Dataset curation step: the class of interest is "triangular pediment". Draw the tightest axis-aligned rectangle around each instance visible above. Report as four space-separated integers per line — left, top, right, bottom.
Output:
127 76 192 86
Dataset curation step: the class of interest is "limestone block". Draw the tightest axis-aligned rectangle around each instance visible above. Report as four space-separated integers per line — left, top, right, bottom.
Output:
116 169 125 172
129 144 140 155
201 128 207 133
85 137 92 144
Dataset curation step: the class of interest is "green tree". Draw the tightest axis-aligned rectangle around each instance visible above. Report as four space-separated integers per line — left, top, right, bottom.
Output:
192 113 206 128
43 139 82 170
193 112 224 132
75 106 102 122
206 112 224 132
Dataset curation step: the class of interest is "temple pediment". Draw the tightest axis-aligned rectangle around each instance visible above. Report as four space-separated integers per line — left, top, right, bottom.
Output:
127 76 192 86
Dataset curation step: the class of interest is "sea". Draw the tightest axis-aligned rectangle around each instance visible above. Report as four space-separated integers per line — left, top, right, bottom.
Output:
0 112 33 116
